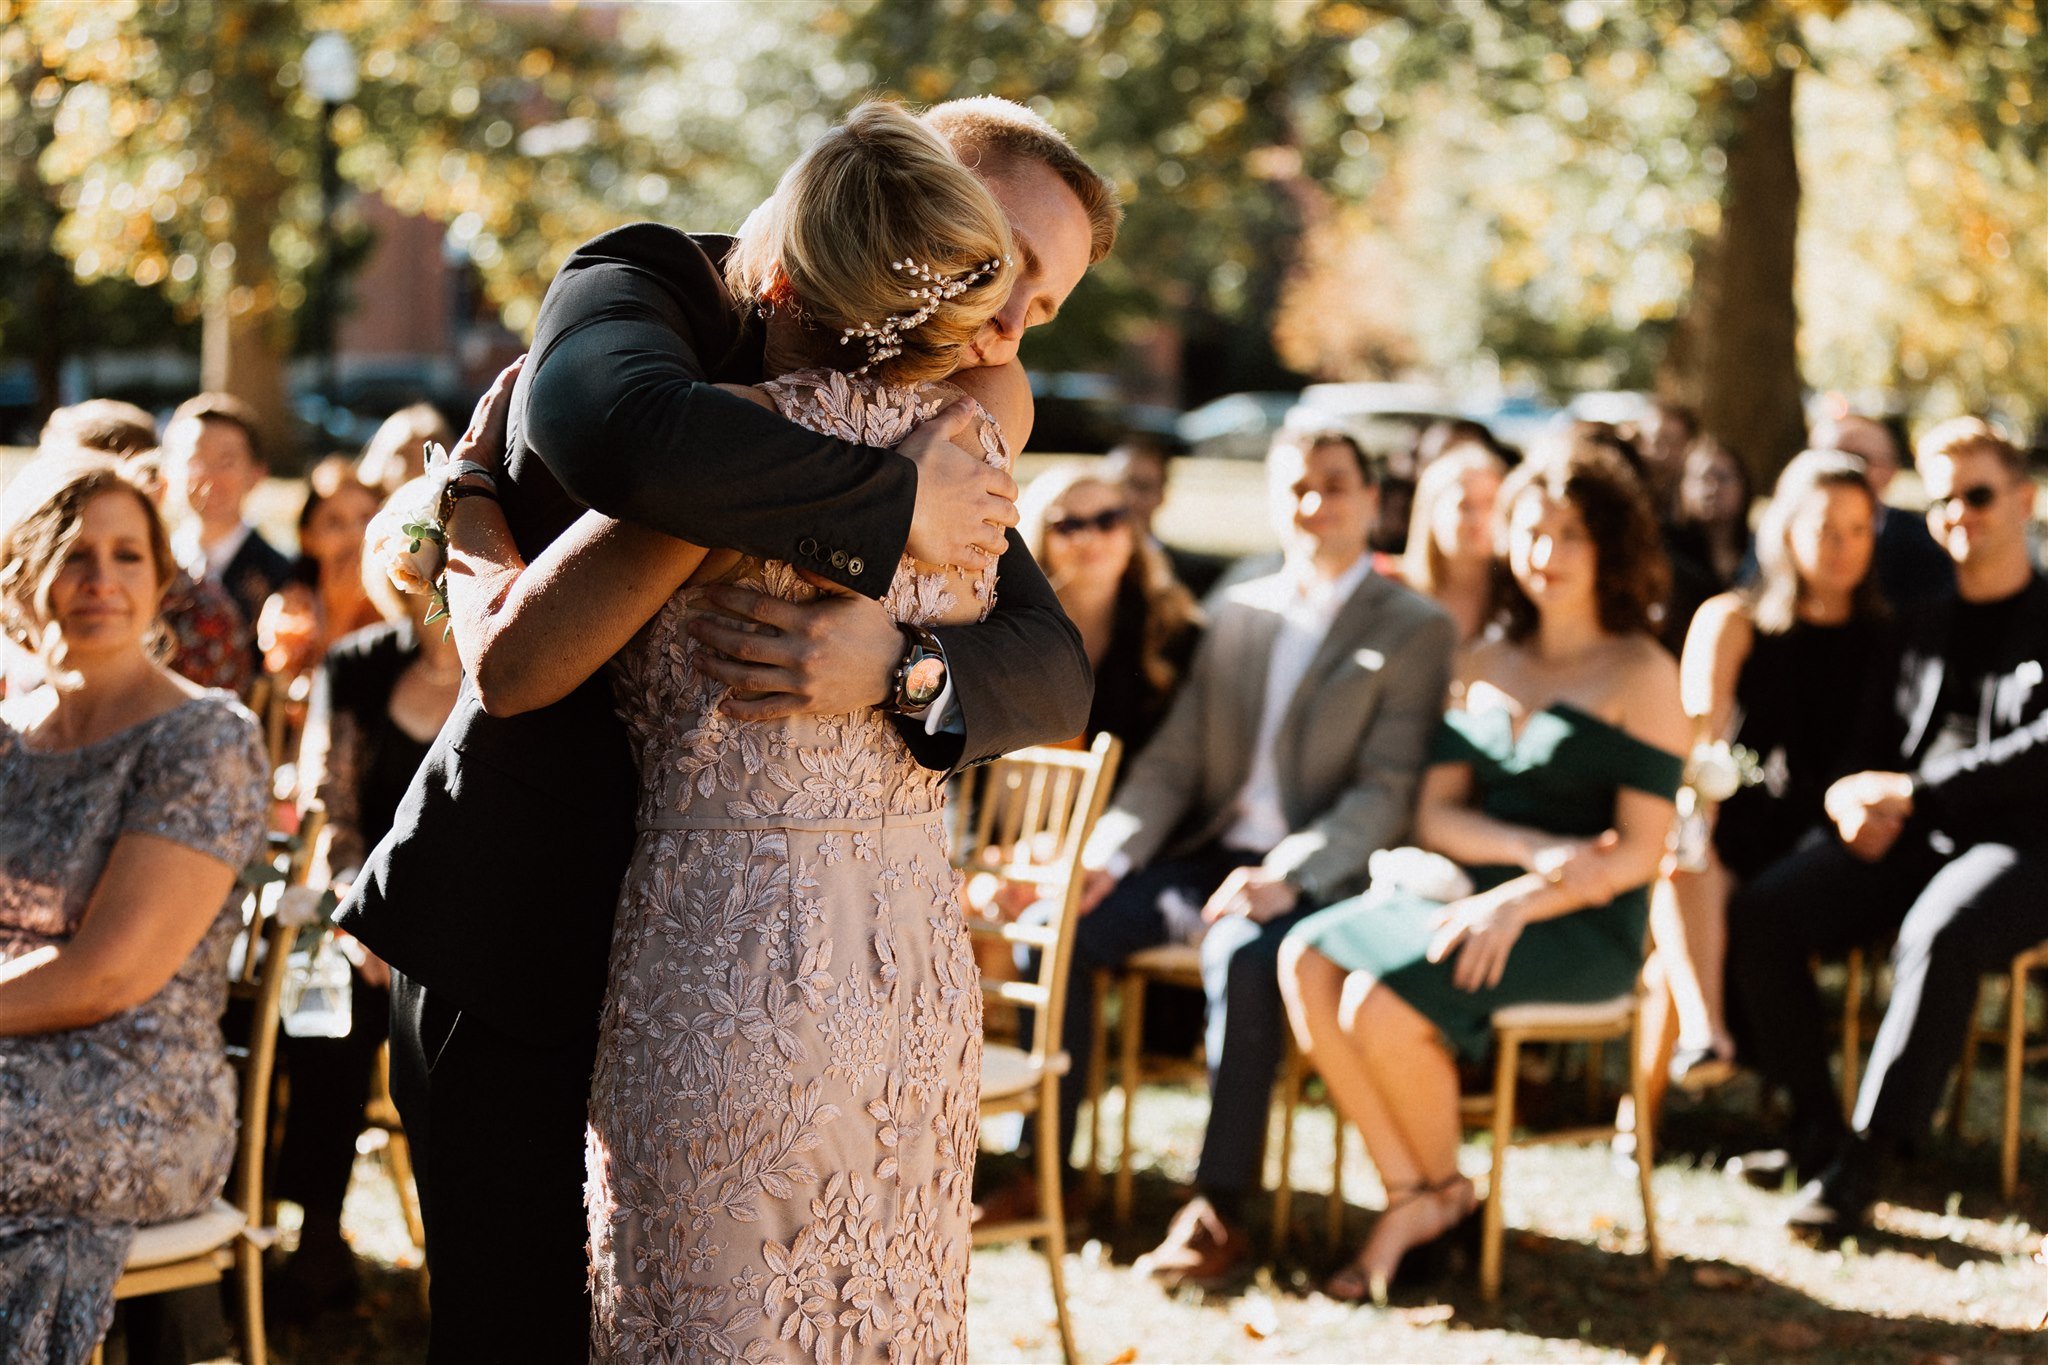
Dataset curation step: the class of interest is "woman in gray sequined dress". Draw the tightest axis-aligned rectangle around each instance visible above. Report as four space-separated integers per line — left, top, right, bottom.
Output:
0 455 269 1364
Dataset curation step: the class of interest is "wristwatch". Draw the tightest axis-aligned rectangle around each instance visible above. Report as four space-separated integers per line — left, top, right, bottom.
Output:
437 464 499 525
887 624 948 718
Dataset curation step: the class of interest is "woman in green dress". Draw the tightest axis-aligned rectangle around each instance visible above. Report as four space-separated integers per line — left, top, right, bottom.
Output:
1278 440 1689 1303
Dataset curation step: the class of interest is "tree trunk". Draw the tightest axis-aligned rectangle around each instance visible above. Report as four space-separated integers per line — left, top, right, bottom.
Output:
201 180 295 469
1660 67 1807 487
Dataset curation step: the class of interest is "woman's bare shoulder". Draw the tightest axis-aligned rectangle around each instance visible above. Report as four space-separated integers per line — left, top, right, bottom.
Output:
934 361 1032 454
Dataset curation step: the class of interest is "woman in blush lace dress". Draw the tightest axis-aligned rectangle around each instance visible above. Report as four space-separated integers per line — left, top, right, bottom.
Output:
0 455 268 1363
429 102 1027 1362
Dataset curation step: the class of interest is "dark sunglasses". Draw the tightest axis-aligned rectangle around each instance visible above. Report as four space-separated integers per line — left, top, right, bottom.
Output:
1932 483 2002 517
1048 507 1129 536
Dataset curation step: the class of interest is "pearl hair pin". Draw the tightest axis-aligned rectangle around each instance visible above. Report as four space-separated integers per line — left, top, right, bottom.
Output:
841 255 1011 375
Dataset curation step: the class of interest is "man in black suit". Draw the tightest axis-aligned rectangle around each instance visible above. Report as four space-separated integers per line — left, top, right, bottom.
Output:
161 392 292 642
1813 411 1956 606
339 99 1118 1361
1727 418 2048 1234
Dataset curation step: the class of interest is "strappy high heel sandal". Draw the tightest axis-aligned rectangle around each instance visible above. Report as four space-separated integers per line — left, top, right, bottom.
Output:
1325 1175 1474 1306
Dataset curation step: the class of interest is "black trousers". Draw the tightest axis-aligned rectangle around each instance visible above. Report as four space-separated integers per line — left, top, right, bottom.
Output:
1726 826 2048 1145
275 974 390 1236
388 970 596 1364
1053 845 1317 1200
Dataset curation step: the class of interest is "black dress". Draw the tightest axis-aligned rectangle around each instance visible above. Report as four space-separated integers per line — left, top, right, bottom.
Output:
1084 575 1201 765
1712 615 1890 879
275 621 433 1234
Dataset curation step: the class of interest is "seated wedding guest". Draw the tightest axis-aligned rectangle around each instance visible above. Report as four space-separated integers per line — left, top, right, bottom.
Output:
162 393 291 638
117 451 254 698
1628 399 1699 518
1064 427 1454 1287
39 398 158 458
1726 418 2048 1234
1390 441 1506 643
1103 433 1233 599
26 404 253 698
1019 461 1202 758
1813 410 1955 606
1411 418 1499 477
1279 443 1686 1302
273 479 463 1314
355 402 453 498
255 456 382 684
0 453 269 1360
1650 450 1888 1097
1667 437 1754 590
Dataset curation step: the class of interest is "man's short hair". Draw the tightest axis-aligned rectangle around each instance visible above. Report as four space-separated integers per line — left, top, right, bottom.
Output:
923 97 1122 264
168 392 265 468
39 399 158 457
1274 427 1379 486
1917 416 2026 479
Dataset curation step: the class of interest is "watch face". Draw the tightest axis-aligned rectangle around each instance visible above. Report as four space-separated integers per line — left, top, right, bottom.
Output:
903 654 946 706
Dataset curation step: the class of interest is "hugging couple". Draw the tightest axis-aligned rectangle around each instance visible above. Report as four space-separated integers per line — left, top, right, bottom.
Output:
339 98 1121 1362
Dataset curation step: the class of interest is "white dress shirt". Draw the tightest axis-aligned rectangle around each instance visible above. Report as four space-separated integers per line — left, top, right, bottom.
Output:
174 521 254 584
1220 552 1374 853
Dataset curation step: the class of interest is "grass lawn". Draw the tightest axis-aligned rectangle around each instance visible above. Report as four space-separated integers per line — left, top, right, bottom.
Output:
260 1049 2045 1364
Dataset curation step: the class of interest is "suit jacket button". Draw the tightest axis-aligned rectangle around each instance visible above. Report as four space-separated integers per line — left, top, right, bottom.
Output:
847 556 865 576
829 550 848 569
798 537 819 557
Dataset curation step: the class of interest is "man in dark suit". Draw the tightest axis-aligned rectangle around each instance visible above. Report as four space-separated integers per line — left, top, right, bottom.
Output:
1727 418 2048 1234
161 392 291 641
339 99 1118 1361
1814 411 1956 606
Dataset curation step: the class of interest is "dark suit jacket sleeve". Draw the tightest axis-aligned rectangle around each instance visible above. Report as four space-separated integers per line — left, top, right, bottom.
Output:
519 229 915 599
901 529 1091 772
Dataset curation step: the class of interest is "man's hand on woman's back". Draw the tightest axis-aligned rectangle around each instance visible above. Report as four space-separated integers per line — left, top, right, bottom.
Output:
900 399 1017 568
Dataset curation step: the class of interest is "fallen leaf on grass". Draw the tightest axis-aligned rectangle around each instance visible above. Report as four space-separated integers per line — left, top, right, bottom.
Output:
1235 1292 1279 1340
1394 1305 1456 1326
1691 1264 1750 1291
1103 1349 1138 1364
1640 1345 1668 1365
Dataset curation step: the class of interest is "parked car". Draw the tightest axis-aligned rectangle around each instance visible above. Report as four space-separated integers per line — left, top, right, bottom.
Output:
1176 390 1303 461
1024 371 1179 454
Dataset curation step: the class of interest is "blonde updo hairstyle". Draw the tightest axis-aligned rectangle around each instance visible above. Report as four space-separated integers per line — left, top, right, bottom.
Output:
0 451 177 654
725 100 1016 387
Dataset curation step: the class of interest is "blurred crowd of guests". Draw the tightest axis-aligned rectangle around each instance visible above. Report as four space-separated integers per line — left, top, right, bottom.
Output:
2 377 2044 1341
998 400 2048 1297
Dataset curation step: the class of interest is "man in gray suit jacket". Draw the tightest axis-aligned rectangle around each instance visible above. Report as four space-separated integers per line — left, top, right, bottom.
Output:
1059 427 1455 1286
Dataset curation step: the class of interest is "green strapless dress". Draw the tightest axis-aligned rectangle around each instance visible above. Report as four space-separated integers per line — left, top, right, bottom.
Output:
1286 703 1683 1060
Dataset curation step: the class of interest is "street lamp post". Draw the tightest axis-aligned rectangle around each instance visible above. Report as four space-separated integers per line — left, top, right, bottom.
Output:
302 32 358 416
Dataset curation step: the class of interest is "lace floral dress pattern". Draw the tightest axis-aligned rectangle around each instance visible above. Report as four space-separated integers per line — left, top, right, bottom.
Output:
587 370 1003 1364
0 695 268 1365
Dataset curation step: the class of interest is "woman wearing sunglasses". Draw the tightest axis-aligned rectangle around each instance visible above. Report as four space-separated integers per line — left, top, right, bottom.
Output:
1019 461 1202 761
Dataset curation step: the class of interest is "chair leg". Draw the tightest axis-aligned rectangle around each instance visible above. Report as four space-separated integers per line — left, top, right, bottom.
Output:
1081 970 1111 1212
1113 973 1147 1228
237 1235 269 1365
1037 1079 1078 1365
1325 1105 1347 1253
384 1128 427 1252
1949 979 1986 1138
1843 949 1866 1109
89 1346 105 1365
1629 1014 1664 1275
2003 959 2028 1201
1481 1032 1519 1304
1271 1045 1299 1250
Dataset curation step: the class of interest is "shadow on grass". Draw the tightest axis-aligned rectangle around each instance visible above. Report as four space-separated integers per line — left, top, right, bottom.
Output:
1087 1161 2027 1365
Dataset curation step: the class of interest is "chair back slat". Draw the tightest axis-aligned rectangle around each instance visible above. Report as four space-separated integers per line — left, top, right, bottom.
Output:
225 804 326 1220
957 734 1121 1074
